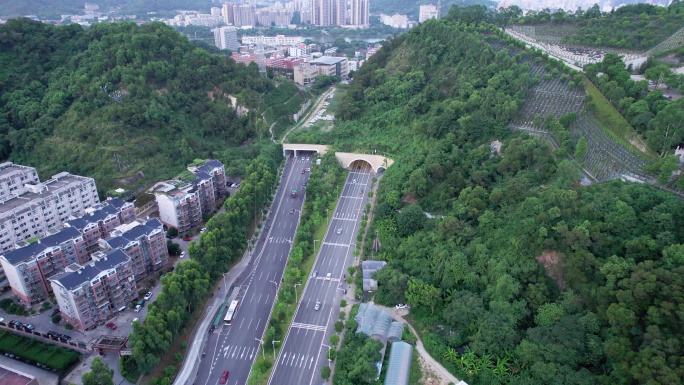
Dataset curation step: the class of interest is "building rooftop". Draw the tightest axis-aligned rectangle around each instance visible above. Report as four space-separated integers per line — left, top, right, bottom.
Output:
105 198 130 210
103 219 163 250
0 162 36 179
0 173 94 215
0 361 39 385
362 260 386 291
309 56 346 65
2 227 83 265
67 205 119 231
50 249 129 290
383 341 412 385
196 159 223 175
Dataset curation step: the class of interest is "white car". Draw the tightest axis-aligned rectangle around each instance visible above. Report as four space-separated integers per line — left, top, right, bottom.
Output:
134 305 142 313
200 228 207 234
396 304 408 309
180 251 186 259
314 301 321 311
326 273 331 281
132 318 140 324
144 292 153 301
352 179 356 184
336 228 342 235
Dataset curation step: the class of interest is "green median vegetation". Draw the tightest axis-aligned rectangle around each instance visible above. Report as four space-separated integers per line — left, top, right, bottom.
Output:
249 151 347 385
0 330 80 373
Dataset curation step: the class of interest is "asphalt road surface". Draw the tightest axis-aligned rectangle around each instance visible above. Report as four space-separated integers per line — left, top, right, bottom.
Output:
194 153 314 385
267 163 374 385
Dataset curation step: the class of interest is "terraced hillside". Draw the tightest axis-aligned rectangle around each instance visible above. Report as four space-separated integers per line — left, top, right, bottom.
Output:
488 40 653 182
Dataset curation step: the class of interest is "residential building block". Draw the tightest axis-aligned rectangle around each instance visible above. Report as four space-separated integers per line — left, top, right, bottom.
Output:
100 218 168 279
50 249 136 331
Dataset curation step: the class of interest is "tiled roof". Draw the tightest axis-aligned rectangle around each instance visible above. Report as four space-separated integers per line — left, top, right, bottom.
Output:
51 249 129 290
3 227 83 265
103 219 163 250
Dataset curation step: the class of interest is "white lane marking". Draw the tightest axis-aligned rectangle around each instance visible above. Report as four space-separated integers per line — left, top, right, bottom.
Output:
281 352 287 365
258 293 263 304
308 356 314 369
239 318 245 329
291 322 327 331
247 318 253 329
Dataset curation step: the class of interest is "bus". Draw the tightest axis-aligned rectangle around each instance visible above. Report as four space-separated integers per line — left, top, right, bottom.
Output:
223 300 240 326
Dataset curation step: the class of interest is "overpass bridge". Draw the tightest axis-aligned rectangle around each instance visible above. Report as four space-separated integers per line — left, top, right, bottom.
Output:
282 144 394 173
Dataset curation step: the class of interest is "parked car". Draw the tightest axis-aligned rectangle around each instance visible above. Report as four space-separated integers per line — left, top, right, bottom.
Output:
0 317 4 324
106 323 117 330
132 318 139 324
395 304 408 309
220 371 230 384
24 324 35 331
134 305 142 313
47 331 60 338
60 334 72 341
167 266 175 273
144 292 153 301
314 301 321 311
51 308 60 316
182 236 192 241
179 251 186 259
200 228 207 234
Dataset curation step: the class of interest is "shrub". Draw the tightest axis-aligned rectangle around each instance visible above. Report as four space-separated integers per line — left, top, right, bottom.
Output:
335 321 344 333
64 323 74 330
340 299 347 307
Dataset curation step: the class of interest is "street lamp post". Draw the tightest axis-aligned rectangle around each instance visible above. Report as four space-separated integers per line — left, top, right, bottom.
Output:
272 340 281 361
293 283 302 304
322 343 332 362
255 338 266 360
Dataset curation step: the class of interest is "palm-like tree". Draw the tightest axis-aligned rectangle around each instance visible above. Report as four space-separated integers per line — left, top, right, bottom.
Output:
492 356 511 381
443 347 458 363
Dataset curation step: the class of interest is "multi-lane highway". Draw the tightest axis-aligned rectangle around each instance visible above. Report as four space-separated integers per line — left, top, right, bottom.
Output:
268 163 374 385
194 152 314 385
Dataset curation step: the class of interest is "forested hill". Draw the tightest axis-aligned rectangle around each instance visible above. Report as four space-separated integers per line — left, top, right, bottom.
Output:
0 0 212 19
369 0 495 18
0 19 300 194
318 16 684 385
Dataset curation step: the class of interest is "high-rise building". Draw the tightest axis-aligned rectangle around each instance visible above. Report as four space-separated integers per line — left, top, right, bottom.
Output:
332 0 347 26
349 0 370 26
0 163 99 253
256 8 293 27
214 26 240 51
419 4 439 23
310 0 332 26
50 249 137 331
223 3 257 27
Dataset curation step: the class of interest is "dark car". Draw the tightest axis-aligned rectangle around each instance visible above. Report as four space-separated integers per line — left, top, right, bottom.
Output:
301 169 305 174
47 331 60 338
24 324 35 331
60 334 72 341
51 308 60 316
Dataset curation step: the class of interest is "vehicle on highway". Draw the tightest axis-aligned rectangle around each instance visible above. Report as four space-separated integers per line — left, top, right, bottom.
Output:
220 371 230 384
352 179 356 183
180 251 186 259
336 228 342 234
312 271 318 278
326 273 331 281
106 322 117 330
396 304 408 309
291 188 297 198
224 300 240 326
301 169 306 174
314 301 321 310
182 236 192 241
144 292 153 301
290 208 295 214
306 168 310 172
302 181 307 186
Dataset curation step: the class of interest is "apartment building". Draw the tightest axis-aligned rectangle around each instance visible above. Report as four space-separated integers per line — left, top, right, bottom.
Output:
349 0 370 26
154 160 226 233
213 26 240 51
223 3 256 27
419 4 439 23
100 218 168 279
50 249 136 331
0 227 90 304
256 8 293 27
294 64 321 86
242 35 304 46
0 162 40 199
65 198 136 254
310 56 349 77
0 168 99 253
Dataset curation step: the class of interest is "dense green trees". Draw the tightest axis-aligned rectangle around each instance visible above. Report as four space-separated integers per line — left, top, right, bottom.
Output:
82 357 114 385
329 14 684 385
0 19 303 194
